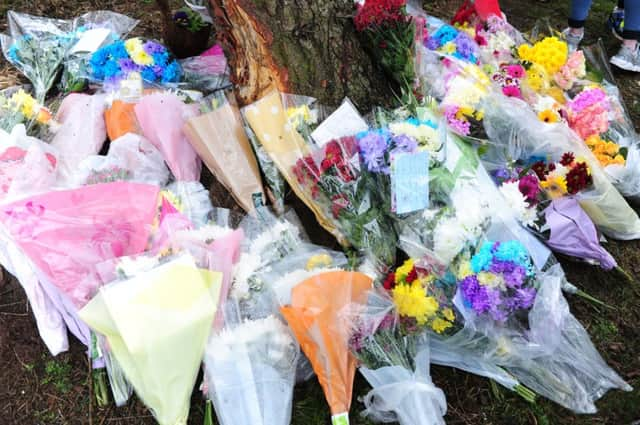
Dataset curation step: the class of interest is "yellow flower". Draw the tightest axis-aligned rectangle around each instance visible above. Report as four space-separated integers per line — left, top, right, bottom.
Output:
131 50 154 66
306 254 333 270
474 109 484 121
125 38 144 55
286 105 312 125
443 308 455 322
540 173 568 199
538 109 558 124
517 44 531 59
478 272 506 290
395 258 415 285
431 317 453 334
457 260 473 279
10 90 37 118
441 41 456 55
392 283 439 325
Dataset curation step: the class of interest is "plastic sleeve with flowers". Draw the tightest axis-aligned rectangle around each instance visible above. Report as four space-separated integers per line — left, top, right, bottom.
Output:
0 11 76 101
293 134 398 270
184 91 265 213
342 288 446 425
204 314 299 425
60 11 140 93
455 245 631 413
242 90 346 244
354 0 418 90
0 87 56 137
230 207 308 319
482 94 640 240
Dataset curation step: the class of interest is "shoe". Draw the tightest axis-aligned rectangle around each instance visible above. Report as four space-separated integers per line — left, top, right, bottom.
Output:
610 44 640 72
607 7 625 40
561 27 584 52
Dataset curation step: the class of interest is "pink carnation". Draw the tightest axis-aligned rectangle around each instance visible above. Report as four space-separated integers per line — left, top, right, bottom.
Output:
502 85 522 98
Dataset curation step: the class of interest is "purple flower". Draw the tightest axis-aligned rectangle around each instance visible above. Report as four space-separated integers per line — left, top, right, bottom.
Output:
461 275 496 315
357 130 389 174
143 41 165 56
425 36 440 51
513 287 536 309
493 168 513 182
454 32 477 58
391 134 418 154
118 58 140 74
444 105 471 135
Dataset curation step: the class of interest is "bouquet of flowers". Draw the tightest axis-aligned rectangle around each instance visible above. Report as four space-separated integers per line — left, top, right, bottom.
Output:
61 11 139 93
183 91 265 213
204 315 299 425
1 11 76 101
482 93 640 240
89 37 181 87
343 266 449 425
229 208 306 318
80 254 222 425
354 0 418 89
0 87 54 136
292 133 398 269
279 267 373 425
450 240 631 413
424 22 480 64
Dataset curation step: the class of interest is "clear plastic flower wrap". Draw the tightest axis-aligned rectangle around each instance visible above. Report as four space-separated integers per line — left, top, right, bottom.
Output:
229 207 308 318
0 123 59 202
342 288 447 425
178 51 231 94
73 133 170 187
204 312 299 425
183 91 265 212
60 11 139 93
481 93 640 240
0 11 75 101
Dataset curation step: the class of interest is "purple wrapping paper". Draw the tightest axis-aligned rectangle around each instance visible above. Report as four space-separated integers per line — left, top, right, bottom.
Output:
544 197 617 270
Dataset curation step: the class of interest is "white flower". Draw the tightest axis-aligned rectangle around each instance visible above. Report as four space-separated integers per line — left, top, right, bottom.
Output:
499 181 536 227
389 121 442 152
433 217 468 264
451 183 490 237
272 267 341 306
230 252 262 299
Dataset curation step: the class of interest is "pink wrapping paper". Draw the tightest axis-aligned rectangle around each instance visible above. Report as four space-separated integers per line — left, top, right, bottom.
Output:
134 92 202 181
0 182 160 308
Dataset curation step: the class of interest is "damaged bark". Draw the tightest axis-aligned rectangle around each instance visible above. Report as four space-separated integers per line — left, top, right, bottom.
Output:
210 0 394 108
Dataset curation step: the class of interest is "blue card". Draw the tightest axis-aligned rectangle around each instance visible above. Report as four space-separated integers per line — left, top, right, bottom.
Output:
391 151 430 214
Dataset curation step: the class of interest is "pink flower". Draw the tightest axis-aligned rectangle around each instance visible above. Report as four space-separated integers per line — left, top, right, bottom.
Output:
502 85 521 98
504 64 525 79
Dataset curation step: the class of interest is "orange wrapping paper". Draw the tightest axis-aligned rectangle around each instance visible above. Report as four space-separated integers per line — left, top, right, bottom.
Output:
280 271 372 419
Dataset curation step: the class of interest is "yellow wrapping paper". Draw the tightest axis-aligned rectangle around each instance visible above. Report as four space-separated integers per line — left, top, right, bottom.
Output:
183 98 265 212
79 255 222 425
243 90 346 244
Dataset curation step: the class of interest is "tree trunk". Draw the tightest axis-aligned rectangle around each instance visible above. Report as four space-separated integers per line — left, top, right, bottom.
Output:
210 0 394 108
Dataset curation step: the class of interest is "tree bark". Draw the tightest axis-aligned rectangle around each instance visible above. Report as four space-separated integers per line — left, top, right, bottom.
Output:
210 0 394 109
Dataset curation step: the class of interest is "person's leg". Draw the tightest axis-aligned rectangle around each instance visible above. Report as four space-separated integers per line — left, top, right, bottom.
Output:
568 0 593 30
609 0 625 40
611 1 640 71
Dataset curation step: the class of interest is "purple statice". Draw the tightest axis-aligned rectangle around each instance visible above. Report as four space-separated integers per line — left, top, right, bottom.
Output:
357 130 390 174
391 134 418 154
143 40 165 55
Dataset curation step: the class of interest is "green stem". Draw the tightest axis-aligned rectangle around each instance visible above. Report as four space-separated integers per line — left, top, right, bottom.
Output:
574 290 615 310
92 368 110 408
203 400 214 425
615 265 634 283
514 384 537 404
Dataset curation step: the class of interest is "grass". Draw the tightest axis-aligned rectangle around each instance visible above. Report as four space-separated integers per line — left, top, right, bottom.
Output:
42 358 73 394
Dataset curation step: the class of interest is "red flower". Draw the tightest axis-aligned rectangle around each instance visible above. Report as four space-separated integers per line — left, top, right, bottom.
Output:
354 0 408 31
383 272 396 290
531 161 547 181
548 162 556 172
560 152 575 166
405 267 417 283
566 162 592 194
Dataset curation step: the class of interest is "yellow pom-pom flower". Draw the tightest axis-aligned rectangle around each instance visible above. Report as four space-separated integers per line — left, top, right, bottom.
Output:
392 282 439 325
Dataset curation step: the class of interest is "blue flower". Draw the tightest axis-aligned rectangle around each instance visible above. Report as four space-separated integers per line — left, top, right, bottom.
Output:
161 61 181 83
109 41 128 60
103 60 121 79
470 241 495 273
7 44 19 63
152 51 170 67
434 25 458 45
494 240 532 271
91 47 110 67
141 66 157 82
357 129 390 174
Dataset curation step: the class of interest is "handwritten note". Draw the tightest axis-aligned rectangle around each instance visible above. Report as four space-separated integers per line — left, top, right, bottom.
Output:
311 100 368 146
391 151 430 214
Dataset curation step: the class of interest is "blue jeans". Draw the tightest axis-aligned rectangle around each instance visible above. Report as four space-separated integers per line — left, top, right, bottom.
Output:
570 0 640 40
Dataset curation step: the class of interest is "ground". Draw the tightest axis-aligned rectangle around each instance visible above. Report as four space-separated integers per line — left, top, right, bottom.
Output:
0 0 639 424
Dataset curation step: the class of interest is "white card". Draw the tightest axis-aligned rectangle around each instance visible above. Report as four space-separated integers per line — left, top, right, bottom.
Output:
70 28 111 54
311 100 368 146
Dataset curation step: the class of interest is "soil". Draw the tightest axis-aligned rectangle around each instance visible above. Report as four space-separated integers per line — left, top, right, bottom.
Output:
0 0 639 424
